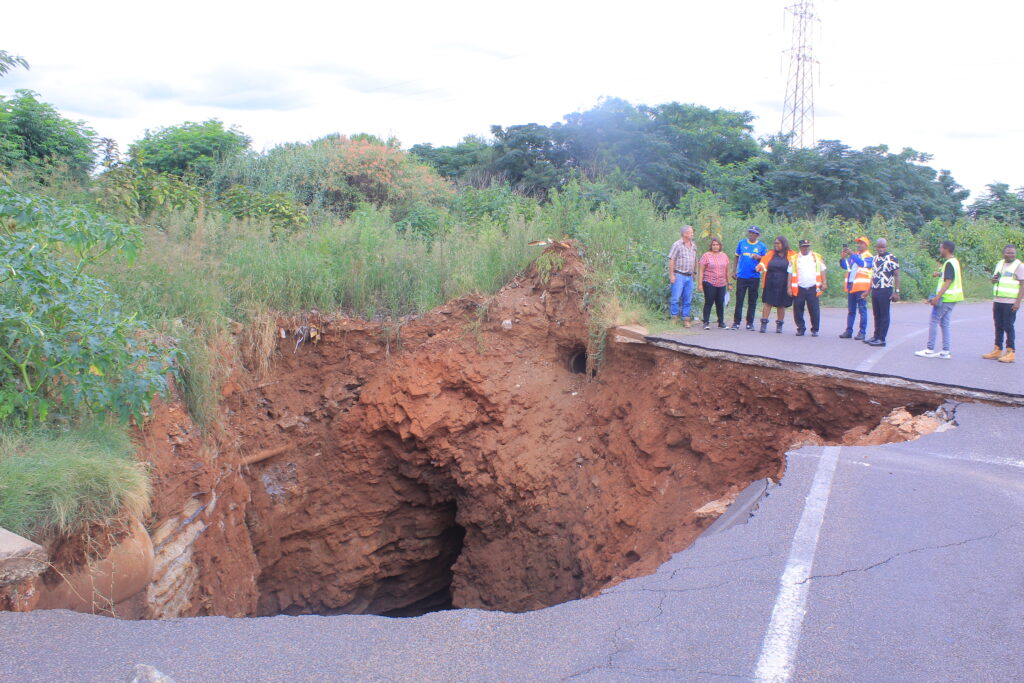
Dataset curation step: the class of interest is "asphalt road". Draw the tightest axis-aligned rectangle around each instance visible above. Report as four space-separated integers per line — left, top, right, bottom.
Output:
650 301 1022 398
2 304 1023 682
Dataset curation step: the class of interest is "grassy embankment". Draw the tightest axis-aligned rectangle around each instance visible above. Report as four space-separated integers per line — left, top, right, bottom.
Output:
2 175 1018 539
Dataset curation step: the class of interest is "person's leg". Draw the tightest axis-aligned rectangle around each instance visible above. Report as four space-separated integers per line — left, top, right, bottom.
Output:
994 303 1006 349
856 294 868 337
1007 305 1017 351
927 304 940 351
748 280 761 326
714 285 725 324
843 292 856 336
702 282 714 324
808 291 821 334
876 288 892 341
793 289 806 332
870 289 882 340
939 302 955 352
680 276 694 320
669 276 683 318
733 279 749 325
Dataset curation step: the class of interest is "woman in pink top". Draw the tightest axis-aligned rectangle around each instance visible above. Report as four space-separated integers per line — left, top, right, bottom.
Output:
698 238 732 329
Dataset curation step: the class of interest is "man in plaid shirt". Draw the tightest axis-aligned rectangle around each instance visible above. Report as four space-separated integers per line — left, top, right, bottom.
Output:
667 225 698 326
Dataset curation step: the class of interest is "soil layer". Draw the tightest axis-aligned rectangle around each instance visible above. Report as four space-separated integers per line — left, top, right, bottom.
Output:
18 244 945 618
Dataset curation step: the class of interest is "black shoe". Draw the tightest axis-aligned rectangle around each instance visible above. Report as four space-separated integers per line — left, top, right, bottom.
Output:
863 337 878 344
759 318 769 333
795 329 805 336
703 322 710 330
854 332 866 341
746 323 755 331
839 331 853 339
775 321 784 334
811 331 819 337
867 338 886 347
731 322 740 330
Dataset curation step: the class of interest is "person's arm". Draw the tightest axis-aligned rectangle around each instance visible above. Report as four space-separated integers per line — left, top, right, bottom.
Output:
1014 267 1024 312
849 253 865 267
733 244 741 278
697 255 706 286
668 257 675 284
726 254 733 288
892 262 901 302
819 257 827 292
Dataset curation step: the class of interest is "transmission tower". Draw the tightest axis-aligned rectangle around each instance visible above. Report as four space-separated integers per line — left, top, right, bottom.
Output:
781 0 819 148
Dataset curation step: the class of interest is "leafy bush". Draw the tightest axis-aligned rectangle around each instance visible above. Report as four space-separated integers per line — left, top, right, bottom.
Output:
0 420 149 537
128 119 250 179
220 185 308 233
0 186 176 425
213 135 453 222
0 90 96 179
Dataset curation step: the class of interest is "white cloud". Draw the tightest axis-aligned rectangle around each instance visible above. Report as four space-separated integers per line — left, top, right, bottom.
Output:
3 0 1022 195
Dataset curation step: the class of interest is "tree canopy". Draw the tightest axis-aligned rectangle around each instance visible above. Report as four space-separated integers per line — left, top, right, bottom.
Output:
128 119 251 179
411 98 972 229
0 90 97 178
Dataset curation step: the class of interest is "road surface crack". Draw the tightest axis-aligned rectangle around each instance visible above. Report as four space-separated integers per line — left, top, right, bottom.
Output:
799 524 1021 584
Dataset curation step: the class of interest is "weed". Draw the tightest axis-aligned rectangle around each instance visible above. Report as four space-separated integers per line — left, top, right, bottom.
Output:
0 420 150 538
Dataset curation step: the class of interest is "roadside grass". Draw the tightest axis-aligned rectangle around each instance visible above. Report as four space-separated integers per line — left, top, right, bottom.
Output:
0 421 150 539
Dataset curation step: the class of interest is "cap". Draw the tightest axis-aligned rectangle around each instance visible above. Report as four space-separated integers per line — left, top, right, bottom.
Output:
747 226 761 235
799 239 811 247
855 236 870 245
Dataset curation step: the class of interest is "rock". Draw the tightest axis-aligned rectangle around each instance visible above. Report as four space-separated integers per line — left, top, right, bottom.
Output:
501 319 513 330
127 664 176 683
694 491 740 519
0 527 47 586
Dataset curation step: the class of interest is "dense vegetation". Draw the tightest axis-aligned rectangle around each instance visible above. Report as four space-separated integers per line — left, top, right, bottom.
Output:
1 53 1022 538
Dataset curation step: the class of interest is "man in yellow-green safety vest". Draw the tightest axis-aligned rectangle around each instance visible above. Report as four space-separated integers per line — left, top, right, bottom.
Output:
915 240 963 359
981 244 1024 363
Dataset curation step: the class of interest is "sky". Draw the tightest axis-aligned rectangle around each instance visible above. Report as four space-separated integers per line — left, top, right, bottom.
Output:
3 0 1023 198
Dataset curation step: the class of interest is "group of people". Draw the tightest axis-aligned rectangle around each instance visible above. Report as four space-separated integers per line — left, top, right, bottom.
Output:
667 225 1024 362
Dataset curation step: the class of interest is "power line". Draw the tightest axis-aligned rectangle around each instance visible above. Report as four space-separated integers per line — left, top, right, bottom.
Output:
781 0 819 148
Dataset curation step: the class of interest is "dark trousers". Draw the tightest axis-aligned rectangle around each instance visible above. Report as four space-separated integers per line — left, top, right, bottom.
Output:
994 302 1017 350
733 277 760 324
702 282 726 324
871 287 893 341
846 291 868 335
792 286 820 332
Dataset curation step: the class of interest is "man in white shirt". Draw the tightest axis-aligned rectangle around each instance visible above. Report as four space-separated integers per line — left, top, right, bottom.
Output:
789 239 827 336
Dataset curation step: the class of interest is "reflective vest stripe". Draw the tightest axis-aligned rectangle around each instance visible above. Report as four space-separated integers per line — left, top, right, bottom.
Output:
993 259 1022 299
939 257 964 303
845 251 873 292
789 252 825 296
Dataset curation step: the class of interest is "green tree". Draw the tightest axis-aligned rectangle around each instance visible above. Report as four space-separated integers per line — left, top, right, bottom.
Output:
968 183 1024 226
0 90 97 178
0 50 28 78
128 119 250 179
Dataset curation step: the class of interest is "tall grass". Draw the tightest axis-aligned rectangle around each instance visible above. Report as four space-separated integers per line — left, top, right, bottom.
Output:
0 421 150 538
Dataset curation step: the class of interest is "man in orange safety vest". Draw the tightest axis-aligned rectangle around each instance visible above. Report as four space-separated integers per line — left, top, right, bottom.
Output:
839 236 873 340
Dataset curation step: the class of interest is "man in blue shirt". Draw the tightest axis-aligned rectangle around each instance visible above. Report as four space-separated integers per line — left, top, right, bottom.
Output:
732 226 767 330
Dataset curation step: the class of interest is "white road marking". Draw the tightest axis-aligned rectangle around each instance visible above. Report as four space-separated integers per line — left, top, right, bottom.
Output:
753 446 841 682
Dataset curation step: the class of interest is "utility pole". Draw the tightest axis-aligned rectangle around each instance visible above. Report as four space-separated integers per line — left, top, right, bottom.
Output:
781 0 819 148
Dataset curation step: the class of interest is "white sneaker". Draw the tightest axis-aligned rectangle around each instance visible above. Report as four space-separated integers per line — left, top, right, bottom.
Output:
915 349 939 357
936 350 952 359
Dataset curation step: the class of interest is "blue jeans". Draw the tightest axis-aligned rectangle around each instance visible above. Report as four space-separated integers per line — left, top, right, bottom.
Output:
846 291 868 335
670 275 694 318
927 302 956 351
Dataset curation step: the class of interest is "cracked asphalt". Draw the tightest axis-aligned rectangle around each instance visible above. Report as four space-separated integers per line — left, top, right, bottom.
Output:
2 305 1023 682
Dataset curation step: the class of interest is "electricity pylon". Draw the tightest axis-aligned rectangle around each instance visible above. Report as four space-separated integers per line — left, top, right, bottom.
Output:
781 0 819 148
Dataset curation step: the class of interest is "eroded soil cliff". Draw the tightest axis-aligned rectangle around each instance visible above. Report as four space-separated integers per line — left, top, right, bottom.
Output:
27 244 945 618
